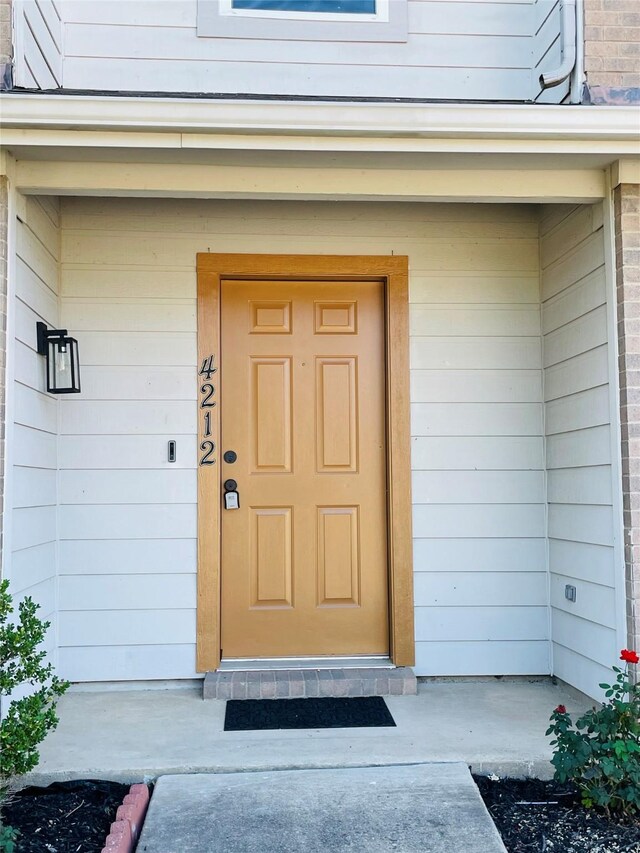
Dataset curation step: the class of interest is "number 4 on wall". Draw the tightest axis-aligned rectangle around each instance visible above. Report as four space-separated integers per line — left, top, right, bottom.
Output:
199 355 217 380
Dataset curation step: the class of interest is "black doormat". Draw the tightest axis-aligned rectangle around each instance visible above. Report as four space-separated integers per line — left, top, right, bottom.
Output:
224 696 396 731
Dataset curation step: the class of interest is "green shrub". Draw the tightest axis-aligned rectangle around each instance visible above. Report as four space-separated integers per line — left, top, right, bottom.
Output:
547 649 640 817
0 579 69 849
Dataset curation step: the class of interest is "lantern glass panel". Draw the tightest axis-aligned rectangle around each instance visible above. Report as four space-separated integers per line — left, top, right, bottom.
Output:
47 336 81 393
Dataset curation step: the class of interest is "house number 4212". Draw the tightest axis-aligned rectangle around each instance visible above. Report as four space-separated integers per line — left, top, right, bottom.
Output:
199 354 216 466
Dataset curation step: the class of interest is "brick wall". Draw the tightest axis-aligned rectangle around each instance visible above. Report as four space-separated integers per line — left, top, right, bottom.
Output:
615 182 640 653
0 0 11 88
0 176 7 565
584 0 640 104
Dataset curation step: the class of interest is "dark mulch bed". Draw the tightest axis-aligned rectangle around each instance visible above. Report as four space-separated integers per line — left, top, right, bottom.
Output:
474 775 640 853
3 780 130 853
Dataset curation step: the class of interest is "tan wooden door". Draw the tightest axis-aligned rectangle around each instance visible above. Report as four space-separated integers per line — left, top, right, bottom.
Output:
220 279 389 658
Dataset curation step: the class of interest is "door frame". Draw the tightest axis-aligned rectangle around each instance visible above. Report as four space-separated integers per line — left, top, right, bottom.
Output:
195 253 414 671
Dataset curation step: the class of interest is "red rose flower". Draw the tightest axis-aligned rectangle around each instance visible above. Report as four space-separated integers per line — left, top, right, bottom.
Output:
620 649 640 664
555 705 567 714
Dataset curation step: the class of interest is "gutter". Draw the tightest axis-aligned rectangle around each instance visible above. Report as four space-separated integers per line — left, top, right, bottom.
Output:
0 95 638 141
540 0 577 90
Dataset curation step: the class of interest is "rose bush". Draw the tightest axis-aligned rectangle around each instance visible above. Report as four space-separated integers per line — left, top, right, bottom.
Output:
547 649 640 817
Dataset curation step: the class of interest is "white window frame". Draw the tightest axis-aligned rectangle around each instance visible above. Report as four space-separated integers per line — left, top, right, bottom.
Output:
197 0 407 42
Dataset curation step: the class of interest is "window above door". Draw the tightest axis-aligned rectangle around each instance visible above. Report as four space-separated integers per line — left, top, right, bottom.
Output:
197 0 407 42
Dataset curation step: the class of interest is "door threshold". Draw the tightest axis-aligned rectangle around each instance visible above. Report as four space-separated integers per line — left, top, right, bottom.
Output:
204 663 416 700
218 656 393 672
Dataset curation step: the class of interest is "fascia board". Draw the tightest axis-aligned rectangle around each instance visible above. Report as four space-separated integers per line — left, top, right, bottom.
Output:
1 128 639 157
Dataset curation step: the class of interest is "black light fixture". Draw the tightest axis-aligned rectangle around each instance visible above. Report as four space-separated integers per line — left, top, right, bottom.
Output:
36 322 81 394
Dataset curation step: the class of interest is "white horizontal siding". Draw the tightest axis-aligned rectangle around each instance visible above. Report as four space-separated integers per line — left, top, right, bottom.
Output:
412 470 544 503
59 539 198 576
413 504 546 538
64 23 534 68
542 269 606 334
58 645 199 682
13 467 57 508
14 382 57 433
410 274 540 305
416 606 548 642
60 469 197 505
547 504 613 548
58 0 546 101
59 435 198 470
411 403 543 436
58 610 197 647
58 504 197 541
414 571 547 607
547 539 616 587
12 543 57 591
546 424 611 469
76 335 197 371
551 645 616 703
411 336 541 370
545 385 610 435
415 640 550 676
59 196 546 681
59 574 196 611
70 366 197 399
10 197 60 672
551 609 617 670
411 369 542 403
13 423 57 469
410 307 541 337
540 202 619 699
13 506 57 552
60 400 197 435
63 233 539 273
414 538 546 573
546 466 613 506
412 436 544 470
550 573 616 628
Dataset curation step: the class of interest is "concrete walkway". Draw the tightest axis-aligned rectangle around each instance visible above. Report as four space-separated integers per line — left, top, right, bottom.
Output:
25 679 592 785
137 764 508 853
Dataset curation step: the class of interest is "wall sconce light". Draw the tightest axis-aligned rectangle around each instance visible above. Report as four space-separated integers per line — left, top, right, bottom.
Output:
36 322 81 394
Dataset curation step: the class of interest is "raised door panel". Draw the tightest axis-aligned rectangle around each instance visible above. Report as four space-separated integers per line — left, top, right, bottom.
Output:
315 357 358 473
250 300 292 334
314 301 357 334
317 506 360 607
251 507 293 609
251 357 292 473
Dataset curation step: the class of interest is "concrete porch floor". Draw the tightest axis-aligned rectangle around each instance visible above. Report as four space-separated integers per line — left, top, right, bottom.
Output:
24 678 593 786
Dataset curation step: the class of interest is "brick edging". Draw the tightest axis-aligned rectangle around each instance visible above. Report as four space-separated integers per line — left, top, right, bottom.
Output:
101 783 150 853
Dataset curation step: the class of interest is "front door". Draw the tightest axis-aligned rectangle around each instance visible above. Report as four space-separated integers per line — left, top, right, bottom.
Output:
220 279 388 659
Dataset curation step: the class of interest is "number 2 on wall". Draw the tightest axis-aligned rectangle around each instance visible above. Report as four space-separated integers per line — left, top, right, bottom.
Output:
200 440 216 466
200 383 216 408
